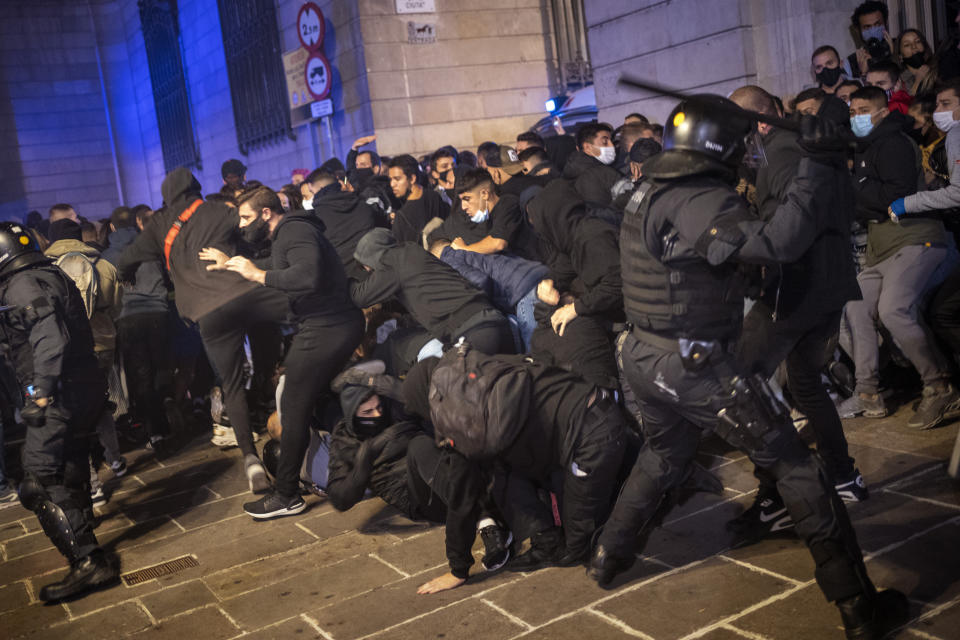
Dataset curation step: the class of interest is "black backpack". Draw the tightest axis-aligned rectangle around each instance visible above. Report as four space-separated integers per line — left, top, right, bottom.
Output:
428 341 532 459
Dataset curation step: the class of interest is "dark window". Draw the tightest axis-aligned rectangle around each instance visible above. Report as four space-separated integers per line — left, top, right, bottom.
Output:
217 0 292 153
139 0 201 173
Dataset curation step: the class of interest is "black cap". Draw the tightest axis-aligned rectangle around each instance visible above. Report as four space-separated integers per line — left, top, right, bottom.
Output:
221 159 247 179
49 219 82 242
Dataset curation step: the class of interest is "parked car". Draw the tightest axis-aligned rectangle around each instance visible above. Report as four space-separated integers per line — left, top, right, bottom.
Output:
530 86 598 138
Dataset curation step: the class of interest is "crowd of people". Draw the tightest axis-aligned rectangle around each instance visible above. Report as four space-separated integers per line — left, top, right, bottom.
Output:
2 2 959 636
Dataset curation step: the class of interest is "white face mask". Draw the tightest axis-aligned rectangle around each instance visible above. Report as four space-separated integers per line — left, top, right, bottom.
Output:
303 197 314 210
596 145 617 165
470 208 490 223
933 110 959 133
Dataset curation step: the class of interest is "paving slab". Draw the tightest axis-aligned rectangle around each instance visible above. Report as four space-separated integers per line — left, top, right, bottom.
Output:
1 601 70 639
139 579 219 620
127 606 238 639
365 598 527 639
513 611 648 639
595 556 795 639
241 615 326 639
0 580 32 614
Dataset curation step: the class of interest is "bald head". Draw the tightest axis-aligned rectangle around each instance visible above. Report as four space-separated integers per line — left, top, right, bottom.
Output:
729 85 778 117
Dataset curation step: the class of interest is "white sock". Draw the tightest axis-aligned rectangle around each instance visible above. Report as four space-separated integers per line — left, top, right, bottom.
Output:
476 517 497 531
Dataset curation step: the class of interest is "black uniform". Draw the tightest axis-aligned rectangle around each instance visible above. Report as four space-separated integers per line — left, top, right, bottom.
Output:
599 137 875 606
0 248 115 599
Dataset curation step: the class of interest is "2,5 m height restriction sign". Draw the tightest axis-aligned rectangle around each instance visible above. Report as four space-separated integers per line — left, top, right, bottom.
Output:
297 2 324 51
305 52 332 100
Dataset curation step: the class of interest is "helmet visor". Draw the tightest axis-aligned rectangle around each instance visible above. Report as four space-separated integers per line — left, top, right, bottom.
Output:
741 129 768 169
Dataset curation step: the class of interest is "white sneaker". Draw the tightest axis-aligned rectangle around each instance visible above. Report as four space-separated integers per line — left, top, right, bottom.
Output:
90 487 107 507
244 454 271 494
211 425 258 449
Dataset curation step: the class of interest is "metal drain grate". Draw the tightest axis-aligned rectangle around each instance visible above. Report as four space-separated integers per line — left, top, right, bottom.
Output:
121 555 199 586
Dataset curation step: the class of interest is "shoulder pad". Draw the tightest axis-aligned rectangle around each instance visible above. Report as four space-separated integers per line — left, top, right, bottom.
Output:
624 182 655 217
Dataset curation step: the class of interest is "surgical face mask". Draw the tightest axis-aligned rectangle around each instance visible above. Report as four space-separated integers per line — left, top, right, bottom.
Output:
241 217 270 245
850 113 875 138
470 208 490 223
302 197 314 210
816 66 842 87
596 145 616 166
861 25 885 43
933 110 959 133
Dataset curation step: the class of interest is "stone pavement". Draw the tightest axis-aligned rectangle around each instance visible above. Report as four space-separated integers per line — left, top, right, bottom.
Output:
1 406 959 640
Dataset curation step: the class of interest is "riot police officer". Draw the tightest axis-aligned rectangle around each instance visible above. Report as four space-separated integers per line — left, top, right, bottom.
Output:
589 96 907 639
0 222 118 601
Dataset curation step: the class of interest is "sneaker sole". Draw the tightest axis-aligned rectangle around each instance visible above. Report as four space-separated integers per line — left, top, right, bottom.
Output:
481 532 514 572
245 501 307 520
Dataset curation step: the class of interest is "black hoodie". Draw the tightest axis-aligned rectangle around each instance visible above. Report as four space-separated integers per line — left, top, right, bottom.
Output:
312 190 380 278
264 211 359 323
562 149 621 205
117 167 259 322
526 181 623 321
351 229 492 341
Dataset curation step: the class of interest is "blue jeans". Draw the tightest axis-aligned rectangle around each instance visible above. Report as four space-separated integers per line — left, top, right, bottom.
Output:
514 287 539 353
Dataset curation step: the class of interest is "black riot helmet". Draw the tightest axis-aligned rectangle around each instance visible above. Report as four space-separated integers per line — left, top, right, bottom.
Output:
644 93 755 179
0 222 47 280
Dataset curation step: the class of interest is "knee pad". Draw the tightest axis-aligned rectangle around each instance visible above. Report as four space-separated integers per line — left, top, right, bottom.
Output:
18 473 51 512
715 374 792 451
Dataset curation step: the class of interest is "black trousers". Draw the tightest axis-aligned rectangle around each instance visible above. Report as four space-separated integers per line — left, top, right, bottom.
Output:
601 330 870 603
737 303 855 483
197 288 291 457
21 377 105 560
118 312 174 438
275 314 363 497
930 266 960 357
456 309 516 355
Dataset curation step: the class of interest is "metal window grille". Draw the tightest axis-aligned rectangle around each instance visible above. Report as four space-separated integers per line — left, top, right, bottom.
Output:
139 0 200 173
217 0 292 153
549 0 592 91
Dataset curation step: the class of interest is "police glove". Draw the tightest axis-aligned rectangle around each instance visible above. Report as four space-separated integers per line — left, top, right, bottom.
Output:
798 114 851 156
21 400 46 428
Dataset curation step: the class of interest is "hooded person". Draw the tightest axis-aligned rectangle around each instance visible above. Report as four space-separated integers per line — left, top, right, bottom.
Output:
118 168 292 494
200 186 364 519
328 361 513 594
310 174 382 278
350 229 515 356
526 180 624 335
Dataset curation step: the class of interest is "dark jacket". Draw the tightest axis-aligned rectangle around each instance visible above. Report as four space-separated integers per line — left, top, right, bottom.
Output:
499 172 541 198
0 264 101 398
312 190 380 279
439 246 547 312
350 230 492 341
117 168 258 322
529 303 618 389
264 212 359 324
104 226 170 319
527 181 623 320
853 112 921 223
428 194 539 260
562 150 621 206
393 188 449 246
755 124 860 318
326 384 421 517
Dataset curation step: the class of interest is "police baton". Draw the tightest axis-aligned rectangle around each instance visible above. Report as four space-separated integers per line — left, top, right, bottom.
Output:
617 75 802 133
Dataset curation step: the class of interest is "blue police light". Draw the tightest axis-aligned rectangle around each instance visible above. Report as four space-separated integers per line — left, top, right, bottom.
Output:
545 98 557 112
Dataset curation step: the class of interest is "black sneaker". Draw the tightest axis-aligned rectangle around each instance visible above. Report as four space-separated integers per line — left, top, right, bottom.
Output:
38 551 119 602
835 470 869 503
243 492 306 520
727 489 795 548
479 525 513 571
907 382 960 430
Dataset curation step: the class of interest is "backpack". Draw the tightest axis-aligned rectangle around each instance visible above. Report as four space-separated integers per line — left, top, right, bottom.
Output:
54 252 100 318
428 341 532 459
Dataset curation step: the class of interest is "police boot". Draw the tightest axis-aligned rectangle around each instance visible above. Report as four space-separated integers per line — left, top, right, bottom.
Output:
507 527 563 572
587 544 636 586
837 589 909 639
39 550 119 602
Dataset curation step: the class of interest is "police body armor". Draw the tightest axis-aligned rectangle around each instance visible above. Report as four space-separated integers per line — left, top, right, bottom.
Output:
620 181 745 341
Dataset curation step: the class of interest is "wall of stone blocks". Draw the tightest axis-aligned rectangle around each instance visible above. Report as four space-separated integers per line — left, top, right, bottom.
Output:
585 0 862 126
0 0 123 223
357 0 559 158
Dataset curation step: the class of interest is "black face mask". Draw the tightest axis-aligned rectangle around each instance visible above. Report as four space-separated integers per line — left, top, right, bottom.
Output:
354 414 388 438
816 66 842 88
903 51 926 69
241 218 270 245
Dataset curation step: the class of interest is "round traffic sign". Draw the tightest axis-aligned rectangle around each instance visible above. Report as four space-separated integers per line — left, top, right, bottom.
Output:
304 52 332 100
297 2 325 51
